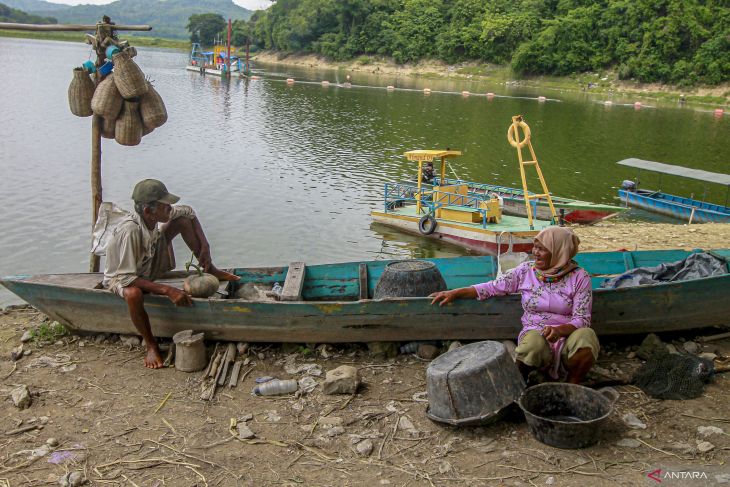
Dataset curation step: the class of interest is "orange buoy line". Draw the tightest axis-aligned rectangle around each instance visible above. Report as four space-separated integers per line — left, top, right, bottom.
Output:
258 77 560 102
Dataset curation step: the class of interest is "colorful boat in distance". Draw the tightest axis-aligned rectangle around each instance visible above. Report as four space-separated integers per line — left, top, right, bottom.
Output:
186 42 243 77
2 249 728 342
371 150 553 254
440 178 626 224
617 158 730 223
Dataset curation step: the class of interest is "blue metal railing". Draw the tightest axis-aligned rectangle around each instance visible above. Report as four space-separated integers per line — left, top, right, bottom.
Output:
383 182 500 227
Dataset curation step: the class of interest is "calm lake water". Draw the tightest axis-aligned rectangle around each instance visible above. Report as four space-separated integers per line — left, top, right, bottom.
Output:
1 37 728 305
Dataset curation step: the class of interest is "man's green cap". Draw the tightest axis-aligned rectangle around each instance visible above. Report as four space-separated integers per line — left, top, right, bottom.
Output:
132 179 180 205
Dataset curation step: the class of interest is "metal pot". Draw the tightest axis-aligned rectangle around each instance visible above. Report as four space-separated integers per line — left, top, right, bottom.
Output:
518 383 619 449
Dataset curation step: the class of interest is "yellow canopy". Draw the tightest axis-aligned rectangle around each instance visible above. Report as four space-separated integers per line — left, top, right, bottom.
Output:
404 150 462 162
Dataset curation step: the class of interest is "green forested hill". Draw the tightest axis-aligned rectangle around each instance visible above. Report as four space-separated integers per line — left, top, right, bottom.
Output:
3 0 251 39
246 0 730 85
0 2 56 23
1 0 65 12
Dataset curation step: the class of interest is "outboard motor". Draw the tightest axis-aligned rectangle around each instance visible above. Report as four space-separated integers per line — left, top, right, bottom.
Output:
621 179 637 192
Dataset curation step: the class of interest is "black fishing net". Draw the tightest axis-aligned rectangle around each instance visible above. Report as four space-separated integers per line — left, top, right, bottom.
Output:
634 352 715 400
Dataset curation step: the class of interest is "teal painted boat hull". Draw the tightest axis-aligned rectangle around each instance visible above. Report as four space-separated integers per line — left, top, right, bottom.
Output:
2 249 729 341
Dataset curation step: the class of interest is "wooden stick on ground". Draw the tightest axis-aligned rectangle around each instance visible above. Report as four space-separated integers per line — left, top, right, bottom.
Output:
228 360 242 388
204 343 221 377
218 343 237 386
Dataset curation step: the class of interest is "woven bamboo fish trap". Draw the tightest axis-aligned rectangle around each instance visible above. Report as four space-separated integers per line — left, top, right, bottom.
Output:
139 82 167 129
68 67 95 117
91 75 123 120
112 51 148 99
101 116 116 139
115 100 143 146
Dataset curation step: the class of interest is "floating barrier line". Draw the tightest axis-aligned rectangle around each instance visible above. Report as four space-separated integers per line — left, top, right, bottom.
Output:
259 77 561 102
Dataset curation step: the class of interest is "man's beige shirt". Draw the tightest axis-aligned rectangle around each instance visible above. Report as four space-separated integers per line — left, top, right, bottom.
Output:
103 205 196 295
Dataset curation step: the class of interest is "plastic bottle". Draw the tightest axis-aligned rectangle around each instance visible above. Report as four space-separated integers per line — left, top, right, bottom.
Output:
253 379 298 396
272 282 283 295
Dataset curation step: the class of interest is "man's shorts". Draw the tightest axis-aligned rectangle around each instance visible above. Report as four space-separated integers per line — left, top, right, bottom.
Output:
108 234 175 298
515 328 600 369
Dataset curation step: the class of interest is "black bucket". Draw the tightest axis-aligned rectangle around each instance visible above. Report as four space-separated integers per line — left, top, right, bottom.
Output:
373 260 447 299
517 383 619 449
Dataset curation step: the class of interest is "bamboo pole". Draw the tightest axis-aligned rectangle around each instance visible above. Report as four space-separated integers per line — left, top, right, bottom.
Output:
226 18 232 79
0 22 151 31
0 19 152 272
90 115 103 271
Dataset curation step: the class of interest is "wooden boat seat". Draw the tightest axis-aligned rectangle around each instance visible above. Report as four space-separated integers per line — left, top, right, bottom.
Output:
281 262 306 301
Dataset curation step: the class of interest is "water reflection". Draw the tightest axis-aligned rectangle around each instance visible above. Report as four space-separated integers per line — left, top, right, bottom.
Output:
0 38 728 307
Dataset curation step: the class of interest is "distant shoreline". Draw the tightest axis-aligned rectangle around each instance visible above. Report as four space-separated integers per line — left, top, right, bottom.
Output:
253 51 730 107
0 29 188 50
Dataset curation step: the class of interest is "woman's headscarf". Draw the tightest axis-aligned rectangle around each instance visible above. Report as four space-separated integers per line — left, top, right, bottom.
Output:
534 226 580 279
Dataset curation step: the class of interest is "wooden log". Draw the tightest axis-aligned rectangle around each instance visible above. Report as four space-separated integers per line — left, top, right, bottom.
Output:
281 262 305 301
204 343 220 376
218 343 237 386
0 22 152 31
697 331 730 343
228 361 243 388
207 350 224 379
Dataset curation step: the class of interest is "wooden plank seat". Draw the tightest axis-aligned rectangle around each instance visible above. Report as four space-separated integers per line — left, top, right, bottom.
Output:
281 262 306 301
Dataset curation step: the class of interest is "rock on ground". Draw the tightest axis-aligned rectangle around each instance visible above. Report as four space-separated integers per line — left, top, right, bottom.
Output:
11 384 31 409
322 365 360 395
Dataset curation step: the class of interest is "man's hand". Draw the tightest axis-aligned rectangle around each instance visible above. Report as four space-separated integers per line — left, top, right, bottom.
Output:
542 325 576 343
166 286 193 307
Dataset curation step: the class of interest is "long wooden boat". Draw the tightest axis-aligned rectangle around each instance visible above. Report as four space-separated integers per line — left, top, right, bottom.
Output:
2 249 728 342
440 178 626 224
617 158 730 223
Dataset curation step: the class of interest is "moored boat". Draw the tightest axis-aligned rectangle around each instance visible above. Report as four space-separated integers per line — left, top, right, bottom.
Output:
617 158 730 223
371 149 553 254
440 178 626 224
2 249 728 342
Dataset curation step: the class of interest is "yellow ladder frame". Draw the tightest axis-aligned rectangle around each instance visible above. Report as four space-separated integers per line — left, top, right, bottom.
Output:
507 115 557 229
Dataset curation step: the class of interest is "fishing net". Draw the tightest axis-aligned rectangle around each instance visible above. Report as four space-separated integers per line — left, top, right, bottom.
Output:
634 352 715 400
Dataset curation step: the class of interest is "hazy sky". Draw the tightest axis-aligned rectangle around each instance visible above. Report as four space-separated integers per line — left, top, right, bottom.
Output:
49 0 271 11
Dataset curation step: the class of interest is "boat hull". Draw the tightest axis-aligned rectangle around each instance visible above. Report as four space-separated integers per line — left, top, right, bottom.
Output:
186 65 239 77
501 199 614 224
619 190 730 223
2 270 729 342
371 210 538 254
3 250 728 342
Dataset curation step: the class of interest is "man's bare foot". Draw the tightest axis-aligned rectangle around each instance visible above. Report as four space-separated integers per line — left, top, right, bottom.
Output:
144 347 164 369
209 266 240 282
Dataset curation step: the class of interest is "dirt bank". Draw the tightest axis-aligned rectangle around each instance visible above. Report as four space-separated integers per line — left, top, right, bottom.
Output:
573 222 730 252
253 52 730 105
2 306 729 486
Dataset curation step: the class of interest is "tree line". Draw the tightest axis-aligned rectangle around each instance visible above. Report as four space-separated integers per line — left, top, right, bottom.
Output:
187 0 729 86
0 2 56 24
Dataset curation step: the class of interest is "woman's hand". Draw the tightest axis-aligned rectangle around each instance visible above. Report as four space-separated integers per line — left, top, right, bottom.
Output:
430 290 456 306
542 324 577 343
430 287 478 306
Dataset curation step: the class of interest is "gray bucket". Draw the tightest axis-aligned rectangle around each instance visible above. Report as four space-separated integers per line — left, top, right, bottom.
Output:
518 383 619 448
426 341 525 426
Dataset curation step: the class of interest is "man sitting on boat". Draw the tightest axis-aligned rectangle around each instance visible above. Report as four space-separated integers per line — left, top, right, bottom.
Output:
430 226 599 384
103 179 239 369
421 162 435 184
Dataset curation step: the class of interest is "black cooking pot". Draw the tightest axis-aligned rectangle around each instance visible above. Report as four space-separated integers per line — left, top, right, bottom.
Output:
518 383 619 449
